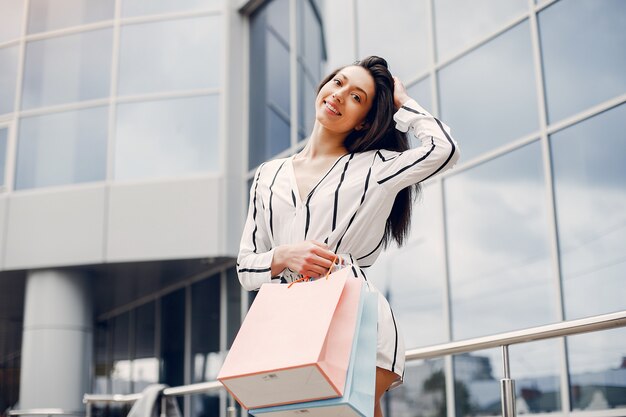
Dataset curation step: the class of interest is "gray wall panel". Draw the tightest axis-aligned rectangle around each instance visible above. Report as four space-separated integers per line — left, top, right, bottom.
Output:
4 186 106 270
106 177 221 262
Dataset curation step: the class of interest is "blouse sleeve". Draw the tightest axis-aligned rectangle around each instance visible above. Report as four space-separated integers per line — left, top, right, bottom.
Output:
373 99 460 192
236 164 277 291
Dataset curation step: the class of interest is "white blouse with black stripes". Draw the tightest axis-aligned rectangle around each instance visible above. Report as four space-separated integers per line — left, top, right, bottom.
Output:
237 99 460 291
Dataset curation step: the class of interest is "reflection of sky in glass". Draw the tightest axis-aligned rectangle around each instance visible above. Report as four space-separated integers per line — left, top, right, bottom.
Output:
567 327 626 411
298 0 322 81
406 78 432 148
16 106 108 189
27 0 114 34
434 0 527 62
111 313 131 394
267 31 290 115
122 0 221 18
298 67 316 138
0 0 24 43
21 29 112 110
539 0 626 124
0 128 7 186
385 185 448 348
438 21 539 161
389 359 446 416
266 0 289 44
115 95 219 180
356 0 430 79
550 104 626 320
454 340 561 415
118 16 220 96
445 142 556 339
0 45 18 115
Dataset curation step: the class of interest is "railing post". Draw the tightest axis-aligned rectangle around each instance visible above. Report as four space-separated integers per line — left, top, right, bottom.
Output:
227 394 236 417
160 395 167 417
85 402 92 417
500 345 516 417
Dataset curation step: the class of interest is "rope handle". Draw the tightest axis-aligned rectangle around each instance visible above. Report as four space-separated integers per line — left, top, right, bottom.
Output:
288 255 339 288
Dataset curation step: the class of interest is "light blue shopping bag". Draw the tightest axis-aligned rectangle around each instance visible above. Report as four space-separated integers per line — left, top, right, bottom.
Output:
250 290 377 417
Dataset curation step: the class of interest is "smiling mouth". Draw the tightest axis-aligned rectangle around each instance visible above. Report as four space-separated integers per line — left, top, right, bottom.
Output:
323 100 341 116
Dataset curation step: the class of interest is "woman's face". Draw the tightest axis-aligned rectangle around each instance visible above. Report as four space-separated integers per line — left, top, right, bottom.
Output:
315 65 375 134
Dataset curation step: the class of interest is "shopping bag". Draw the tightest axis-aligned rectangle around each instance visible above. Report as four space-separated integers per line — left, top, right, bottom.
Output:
250 291 378 417
218 267 364 409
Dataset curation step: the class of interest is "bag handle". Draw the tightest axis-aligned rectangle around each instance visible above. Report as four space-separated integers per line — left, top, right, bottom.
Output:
287 255 338 288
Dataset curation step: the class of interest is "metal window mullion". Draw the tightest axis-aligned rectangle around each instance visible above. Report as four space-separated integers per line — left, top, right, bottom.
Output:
116 88 221 105
103 0 121 263
351 0 359 59
155 298 162 379
184 286 192 417
430 0 456 414
8 0 29 194
289 0 298 148
527 1 571 414
118 8 222 28
219 5 228 255
128 308 136 394
220 271 228 417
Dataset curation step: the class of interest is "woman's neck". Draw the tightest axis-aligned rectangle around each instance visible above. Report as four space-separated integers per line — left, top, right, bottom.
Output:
299 122 348 159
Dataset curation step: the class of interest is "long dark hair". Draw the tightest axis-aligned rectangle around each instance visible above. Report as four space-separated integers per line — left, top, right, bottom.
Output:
317 56 419 248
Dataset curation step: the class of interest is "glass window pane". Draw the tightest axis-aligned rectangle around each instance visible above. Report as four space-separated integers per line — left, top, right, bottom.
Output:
93 321 109 394
567 327 626 411
298 0 323 81
406 77 432 147
0 46 19 115
551 104 626 320
539 0 626 124
21 29 112 110
249 0 292 170
266 0 289 44
118 16 221 96
370 185 447 349
0 0 25 43
388 359 446 417
357 0 430 79
298 67 316 139
438 21 539 161
190 276 220 417
122 0 221 18
27 0 114 34
434 0 527 61
445 142 556 339
114 95 219 181
111 313 131 394
160 289 185 392
454 340 561 416
16 106 108 190
0 128 7 186
132 302 158 392
227 268 241 349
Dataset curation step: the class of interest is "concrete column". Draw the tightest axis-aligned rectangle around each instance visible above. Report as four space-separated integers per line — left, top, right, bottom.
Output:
19 269 93 411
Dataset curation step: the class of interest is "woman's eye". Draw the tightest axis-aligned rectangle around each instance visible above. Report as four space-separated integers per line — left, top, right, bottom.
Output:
333 78 341 85
352 94 361 103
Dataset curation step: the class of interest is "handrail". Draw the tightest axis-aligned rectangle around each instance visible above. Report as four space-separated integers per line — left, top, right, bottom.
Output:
8 409 83 416
406 309 626 360
81 309 626 417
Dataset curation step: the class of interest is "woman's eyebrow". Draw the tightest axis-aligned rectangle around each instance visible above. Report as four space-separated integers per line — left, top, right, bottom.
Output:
338 73 369 101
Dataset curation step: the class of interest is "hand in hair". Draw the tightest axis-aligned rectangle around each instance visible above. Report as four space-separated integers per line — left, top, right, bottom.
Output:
392 76 411 110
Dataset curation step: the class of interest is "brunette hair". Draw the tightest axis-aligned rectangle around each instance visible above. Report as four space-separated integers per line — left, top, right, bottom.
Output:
317 56 419 248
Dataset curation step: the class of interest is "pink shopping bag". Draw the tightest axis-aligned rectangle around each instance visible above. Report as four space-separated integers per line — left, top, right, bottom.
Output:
218 267 363 410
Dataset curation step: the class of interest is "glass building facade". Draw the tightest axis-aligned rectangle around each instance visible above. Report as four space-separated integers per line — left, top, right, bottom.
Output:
0 1 624 417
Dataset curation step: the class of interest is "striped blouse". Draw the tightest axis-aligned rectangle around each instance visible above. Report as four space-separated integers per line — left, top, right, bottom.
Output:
237 99 460 291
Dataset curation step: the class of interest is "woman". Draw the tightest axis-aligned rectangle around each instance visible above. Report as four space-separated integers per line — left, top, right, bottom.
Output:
237 56 459 417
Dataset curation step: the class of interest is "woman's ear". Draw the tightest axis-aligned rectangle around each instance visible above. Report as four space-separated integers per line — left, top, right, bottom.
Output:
355 121 370 131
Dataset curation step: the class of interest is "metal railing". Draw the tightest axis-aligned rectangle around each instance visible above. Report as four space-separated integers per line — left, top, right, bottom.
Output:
8 409 83 417
19 309 625 417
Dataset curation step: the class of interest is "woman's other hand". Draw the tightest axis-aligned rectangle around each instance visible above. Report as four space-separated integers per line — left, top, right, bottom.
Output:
272 240 336 278
392 76 411 110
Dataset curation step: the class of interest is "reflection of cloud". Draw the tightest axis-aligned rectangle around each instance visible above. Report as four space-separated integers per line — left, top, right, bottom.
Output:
356 0 430 79
539 1 626 122
434 0 527 60
115 95 219 180
568 327 626 373
439 21 539 160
